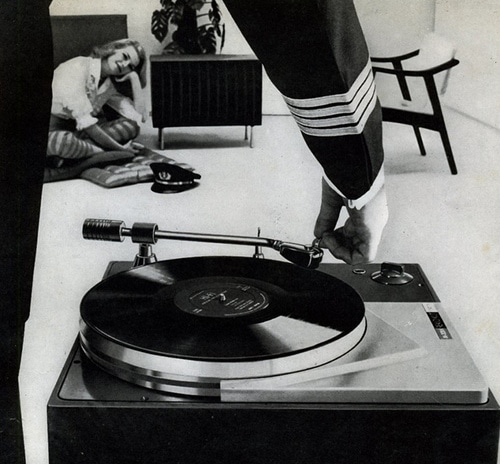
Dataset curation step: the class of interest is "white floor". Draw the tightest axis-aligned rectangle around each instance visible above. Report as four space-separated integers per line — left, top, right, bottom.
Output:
20 111 500 463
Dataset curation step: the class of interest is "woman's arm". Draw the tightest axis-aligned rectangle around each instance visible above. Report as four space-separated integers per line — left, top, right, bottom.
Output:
114 72 148 122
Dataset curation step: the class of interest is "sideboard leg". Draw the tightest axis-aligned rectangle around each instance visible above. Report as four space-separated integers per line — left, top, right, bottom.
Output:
158 128 164 150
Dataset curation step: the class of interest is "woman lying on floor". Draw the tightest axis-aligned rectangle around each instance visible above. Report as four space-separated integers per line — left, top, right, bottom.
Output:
47 38 148 168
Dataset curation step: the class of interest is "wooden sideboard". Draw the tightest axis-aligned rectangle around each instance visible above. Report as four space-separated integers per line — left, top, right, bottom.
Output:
150 54 262 148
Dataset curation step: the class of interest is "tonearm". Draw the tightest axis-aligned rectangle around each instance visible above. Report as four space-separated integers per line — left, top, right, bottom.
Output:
82 218 323 269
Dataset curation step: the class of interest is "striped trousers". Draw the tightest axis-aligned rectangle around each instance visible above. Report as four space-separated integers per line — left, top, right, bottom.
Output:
224 0 384 200
47 116 139 159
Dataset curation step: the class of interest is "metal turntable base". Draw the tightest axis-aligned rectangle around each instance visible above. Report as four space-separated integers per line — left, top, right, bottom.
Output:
47 263 500 464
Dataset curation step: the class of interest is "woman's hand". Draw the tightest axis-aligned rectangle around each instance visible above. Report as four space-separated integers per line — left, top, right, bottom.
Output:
123 141 144 154
115 71 139 84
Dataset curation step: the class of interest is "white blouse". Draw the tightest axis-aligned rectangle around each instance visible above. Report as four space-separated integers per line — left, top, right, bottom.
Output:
51 56 141 131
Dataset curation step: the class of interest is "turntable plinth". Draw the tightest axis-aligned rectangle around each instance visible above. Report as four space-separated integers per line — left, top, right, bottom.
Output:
47 263 500 464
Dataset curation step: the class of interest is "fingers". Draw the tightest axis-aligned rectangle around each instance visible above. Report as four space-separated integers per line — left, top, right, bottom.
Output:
314 212 341 241
314 178 344 239
122 141 143 154
115 71 138 83
313 178 372 264
314 182 389 265
320 230 351 263
320 229 368 265
131 141 145 150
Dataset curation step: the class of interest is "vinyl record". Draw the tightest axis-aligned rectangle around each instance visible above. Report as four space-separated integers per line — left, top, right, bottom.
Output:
80 257 366 396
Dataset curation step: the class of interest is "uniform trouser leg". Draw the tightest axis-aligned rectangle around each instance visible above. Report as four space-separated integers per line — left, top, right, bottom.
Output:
223 0 384 200
0 324 26 462
0 1 53 462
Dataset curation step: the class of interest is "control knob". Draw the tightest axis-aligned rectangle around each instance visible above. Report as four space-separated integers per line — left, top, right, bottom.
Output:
371 262 414 285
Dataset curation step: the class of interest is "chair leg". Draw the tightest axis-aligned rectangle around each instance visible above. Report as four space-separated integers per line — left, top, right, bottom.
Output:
423 75 458 174
413 126 426 156
439 128 458 175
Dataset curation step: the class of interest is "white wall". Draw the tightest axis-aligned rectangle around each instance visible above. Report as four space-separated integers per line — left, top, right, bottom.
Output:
355 0 435 56
50 0 436 115
50 1 500 128
435 0 500 129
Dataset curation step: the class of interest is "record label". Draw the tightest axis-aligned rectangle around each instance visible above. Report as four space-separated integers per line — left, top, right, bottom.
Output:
174 278 269 318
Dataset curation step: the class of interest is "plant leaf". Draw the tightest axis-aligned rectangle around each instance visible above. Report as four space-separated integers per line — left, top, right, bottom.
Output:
160 0 174 8
151 10 170 42
163 41 185 55
198 24 217 54
187 0 205 10
209 0 222 25
169 3 185 24
220 23 225 51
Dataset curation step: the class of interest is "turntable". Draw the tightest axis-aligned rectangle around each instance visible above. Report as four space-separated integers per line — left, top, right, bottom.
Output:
47 219 500 464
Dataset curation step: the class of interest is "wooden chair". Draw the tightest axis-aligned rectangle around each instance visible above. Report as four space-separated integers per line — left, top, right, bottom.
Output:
371 33 460 174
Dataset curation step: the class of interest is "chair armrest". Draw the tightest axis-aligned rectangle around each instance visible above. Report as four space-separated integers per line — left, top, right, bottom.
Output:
370 50 420 63
372 58 459 77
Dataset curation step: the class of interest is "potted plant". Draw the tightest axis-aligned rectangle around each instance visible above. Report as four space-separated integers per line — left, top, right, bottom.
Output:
151 0 225 54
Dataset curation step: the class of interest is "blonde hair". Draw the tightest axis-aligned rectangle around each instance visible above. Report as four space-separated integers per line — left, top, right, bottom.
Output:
91 39 147 88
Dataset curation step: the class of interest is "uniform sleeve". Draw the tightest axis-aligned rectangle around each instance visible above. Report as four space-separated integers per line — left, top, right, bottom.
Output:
223 0 385 202
51 57 99 130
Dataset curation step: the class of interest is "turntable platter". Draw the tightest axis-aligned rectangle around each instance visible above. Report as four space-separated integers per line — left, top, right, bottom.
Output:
80 257 366 396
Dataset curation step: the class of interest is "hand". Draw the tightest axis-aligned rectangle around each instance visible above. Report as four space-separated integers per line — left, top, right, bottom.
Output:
115 71 139 84
122 141 144 154
314 179 388 264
